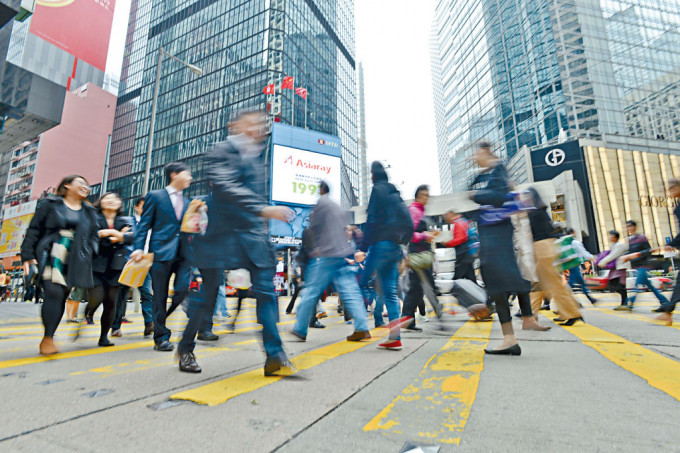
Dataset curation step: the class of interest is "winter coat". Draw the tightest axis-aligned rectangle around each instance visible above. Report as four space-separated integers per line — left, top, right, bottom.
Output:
21 196 99 289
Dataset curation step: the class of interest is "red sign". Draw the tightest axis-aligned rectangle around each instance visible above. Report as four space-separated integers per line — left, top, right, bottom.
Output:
29 0 116 72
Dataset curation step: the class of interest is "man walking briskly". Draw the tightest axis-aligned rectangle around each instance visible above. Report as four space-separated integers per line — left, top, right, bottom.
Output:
620 220 669 311
290 182 370 342
176 110 293 375
130 162 193 352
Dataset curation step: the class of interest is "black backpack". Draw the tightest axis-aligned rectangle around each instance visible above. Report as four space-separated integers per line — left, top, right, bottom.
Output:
386 191 414 245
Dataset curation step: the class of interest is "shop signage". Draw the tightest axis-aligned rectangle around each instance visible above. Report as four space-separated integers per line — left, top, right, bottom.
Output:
639 195 680 208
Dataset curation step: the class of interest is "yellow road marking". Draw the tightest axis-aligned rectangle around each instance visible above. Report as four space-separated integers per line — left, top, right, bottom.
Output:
551 317 680 402
170 328 387 406
363 320 493 445
592 307 680 331
0 319 303 370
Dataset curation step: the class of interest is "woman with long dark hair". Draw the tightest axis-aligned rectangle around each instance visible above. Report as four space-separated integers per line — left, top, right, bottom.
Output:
84 192 133 347
21 175 99 355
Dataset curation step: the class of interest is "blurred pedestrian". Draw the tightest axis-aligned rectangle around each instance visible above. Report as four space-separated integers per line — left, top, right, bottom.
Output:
471 143 533 355
291 182 370 342
656 178 680 325
177 110 293 375
596 230 629 308
565 228 597 304
21 175 98 355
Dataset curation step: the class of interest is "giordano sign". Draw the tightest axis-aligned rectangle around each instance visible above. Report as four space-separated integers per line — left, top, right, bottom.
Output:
639 195 680 208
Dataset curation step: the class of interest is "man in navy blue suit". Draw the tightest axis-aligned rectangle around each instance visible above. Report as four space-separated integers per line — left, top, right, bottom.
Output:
131 162 193 352
177 110 294 375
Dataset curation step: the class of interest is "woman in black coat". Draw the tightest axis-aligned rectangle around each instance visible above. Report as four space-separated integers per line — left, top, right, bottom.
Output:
21 175 99 355
85 192 133 347
471 144 534 356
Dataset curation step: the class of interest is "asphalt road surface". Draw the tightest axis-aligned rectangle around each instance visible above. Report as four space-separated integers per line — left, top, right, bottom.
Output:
0 292 679 452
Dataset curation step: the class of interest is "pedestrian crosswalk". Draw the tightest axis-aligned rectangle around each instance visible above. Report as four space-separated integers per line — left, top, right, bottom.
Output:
0 294 678 447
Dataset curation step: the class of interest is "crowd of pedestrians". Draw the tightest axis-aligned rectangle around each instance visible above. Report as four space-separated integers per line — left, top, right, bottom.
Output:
19 112 678 371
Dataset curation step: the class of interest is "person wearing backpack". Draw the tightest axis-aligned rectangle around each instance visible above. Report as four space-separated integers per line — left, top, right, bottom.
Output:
357 161 411 350
443 209 476 282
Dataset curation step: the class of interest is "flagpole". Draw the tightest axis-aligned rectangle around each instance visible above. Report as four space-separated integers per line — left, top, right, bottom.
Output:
305 95 308 129
292 90 295 127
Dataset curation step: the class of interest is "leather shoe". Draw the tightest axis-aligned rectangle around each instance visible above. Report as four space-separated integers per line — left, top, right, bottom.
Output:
484 344 521 355
154 340 174 351
405 325 423 332
144 323 153 337
347 330 371 341
309 320 326 329
264 355 296 376
98 338 115 347
178 351 201 373
197 331 219 341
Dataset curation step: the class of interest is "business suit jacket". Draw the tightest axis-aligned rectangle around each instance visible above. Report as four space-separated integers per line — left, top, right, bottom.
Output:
133 189 190 262
191 139 273 270
92 214 134 273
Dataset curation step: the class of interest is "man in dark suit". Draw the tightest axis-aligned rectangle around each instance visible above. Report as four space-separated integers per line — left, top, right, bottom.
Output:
177 110 293 375
130 162 193 352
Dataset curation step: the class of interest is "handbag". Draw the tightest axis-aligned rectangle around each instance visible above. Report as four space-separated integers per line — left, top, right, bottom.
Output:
180 199 208 235
408 251 434 271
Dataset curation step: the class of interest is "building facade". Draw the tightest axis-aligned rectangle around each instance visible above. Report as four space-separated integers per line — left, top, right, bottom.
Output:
107 0 359 210
431 0 680 192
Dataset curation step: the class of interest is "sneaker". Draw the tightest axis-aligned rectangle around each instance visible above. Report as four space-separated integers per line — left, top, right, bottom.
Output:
614 305 632 311
121 317 132 324
316 311 328 319
652 306 666 313
417 314 429 323
85 316 94 325
378 339 402 350
345 320 353 325
111 329 122 337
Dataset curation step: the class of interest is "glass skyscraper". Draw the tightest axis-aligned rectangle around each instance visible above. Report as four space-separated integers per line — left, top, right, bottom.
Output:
432 0 680 192
107 0 359 209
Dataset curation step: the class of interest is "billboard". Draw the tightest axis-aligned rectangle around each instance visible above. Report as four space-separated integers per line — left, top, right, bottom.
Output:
0 201 37 258
29 0 116 72
269 124 342 245
271 145 341 206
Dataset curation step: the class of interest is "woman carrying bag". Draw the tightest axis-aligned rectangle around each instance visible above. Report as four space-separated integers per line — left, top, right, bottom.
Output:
84 192 133 347
21 175 99 355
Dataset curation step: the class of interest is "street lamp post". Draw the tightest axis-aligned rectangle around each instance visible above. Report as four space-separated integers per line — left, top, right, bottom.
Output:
142 46 203 195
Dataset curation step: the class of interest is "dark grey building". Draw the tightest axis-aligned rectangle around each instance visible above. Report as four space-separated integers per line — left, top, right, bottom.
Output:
107 0 359 209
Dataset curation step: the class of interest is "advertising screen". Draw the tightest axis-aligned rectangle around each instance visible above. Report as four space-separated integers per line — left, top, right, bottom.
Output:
0 201 37 258
271 144 342 206
29 0 116 72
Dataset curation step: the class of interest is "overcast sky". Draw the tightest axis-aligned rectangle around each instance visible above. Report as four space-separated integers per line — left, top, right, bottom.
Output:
105 0 441 197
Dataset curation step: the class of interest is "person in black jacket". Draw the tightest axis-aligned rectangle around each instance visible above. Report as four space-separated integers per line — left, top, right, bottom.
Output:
84 192 133 347
622 220 669 310
357 161 406 351
177 110 293 375
657 178 680 325
471 144 532 355
21 175 99 355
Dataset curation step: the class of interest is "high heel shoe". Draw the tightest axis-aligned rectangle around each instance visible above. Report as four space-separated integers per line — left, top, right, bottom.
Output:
560 317 585 326
484 344 521 356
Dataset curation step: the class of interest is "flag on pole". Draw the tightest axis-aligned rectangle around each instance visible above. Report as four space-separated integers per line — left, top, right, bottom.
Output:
295 87 308 99
281 76 294 90
263 83 275 95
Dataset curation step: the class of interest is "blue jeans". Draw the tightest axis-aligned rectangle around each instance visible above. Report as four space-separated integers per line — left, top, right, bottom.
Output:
293 257 369 337
361 241 402 340
626 268 669 306
139 273 153 324
567 266 594 299
213 279 229 317
179 266 284 359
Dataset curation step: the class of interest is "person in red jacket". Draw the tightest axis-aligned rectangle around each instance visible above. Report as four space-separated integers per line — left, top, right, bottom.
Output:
443 210 476 282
